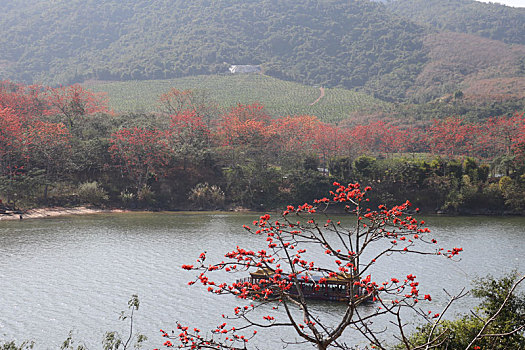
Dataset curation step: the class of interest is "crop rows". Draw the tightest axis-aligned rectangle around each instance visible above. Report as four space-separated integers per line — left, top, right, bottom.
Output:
85 75 390 123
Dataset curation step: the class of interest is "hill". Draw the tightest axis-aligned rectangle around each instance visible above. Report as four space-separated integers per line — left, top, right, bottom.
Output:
85 74 390 123
1 0 523 104
408 32 525 101
0 0 428 101
386 0 525 45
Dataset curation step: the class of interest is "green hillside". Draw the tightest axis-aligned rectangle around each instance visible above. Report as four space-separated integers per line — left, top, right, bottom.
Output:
85 74 390 123
0 0 428 102
386 0 525 45
1 0 523 104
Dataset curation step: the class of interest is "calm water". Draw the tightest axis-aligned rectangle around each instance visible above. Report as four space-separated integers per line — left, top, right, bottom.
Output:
0 212 524 349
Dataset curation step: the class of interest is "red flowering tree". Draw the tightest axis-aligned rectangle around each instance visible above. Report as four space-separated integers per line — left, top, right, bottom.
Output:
46 84 109 131
312 122 344 168
0 108 27 177
345 120 410 157
482 113 525 158
109 127 170 192
270 115 319 153
0 107 30 205
511 117 525 173
398 125 430 155
159 88 219 129
427 117 480 157
269 115 319 168
167 110 212 170
217 103 273 165
165 182 469 350
25 120 72 202
159 89 196 115
0 81 50 121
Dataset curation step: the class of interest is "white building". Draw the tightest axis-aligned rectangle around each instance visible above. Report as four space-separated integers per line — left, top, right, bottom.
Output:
229 65 261 74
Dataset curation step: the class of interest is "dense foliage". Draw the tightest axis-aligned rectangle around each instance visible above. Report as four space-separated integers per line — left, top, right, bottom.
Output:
0 0 523 104
398 272 525 349
1 0 523 103
0 0 428 101
1 81 525 215
387 0 525 45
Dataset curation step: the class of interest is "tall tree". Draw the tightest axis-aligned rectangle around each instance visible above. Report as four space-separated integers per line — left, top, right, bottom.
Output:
109 127 170 192
26 120 72 202
46 84 109 132
217 103 272 165
170 182 470 349
167 110 212 170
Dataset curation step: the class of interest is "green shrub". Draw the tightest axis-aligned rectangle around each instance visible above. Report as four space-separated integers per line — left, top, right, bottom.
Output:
396 272 525 350
119 190 135 206
0 341 34 350
137 185 156 207
77 181 108 206
188 183 225 209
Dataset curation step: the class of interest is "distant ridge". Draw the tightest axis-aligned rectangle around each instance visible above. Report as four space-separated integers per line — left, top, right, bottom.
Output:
387 0 525 45
0 0 523 103
0 0 428 101
409 32 525 101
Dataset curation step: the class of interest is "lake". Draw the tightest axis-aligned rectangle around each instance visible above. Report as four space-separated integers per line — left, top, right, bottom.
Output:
0 212 524 349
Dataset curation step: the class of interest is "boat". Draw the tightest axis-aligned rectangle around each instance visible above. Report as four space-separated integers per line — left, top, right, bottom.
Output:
235 268 375 303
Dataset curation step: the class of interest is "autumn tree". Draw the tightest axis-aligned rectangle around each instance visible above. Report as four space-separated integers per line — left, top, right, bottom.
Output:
159 88 219 127
0 107 29 206
166 182 474 350
480 112 525 175
0 108 73 206
482 113 525 158
217 103 273 166
270 115 319 164
167 110 212 170
427 117 480 157
0 108 26 174
0 81 50 121
312 122 343 169
46 84 109 133
345 120 407 157
513 119 525 170
25 120 72 202
108 127 170 195
159 89 195 115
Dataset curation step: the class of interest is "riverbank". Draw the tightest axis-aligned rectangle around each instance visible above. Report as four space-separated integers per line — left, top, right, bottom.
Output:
0 206 128 221
0 205 521 221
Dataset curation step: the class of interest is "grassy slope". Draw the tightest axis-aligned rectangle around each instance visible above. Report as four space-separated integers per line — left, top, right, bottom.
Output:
85 74 390 123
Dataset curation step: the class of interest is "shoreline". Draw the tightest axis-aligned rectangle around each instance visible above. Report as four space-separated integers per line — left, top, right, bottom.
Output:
0 206 128 221
0 206 522 221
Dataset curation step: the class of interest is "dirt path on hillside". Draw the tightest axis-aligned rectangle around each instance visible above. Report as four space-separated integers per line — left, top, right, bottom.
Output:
309 87 325 106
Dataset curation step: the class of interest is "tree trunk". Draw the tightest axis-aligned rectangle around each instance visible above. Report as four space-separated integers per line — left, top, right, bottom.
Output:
43 183 48 205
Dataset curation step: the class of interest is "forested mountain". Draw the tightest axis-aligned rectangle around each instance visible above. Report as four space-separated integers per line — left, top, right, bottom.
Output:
0 0 523 103
386 0 525 45
0 0 428 101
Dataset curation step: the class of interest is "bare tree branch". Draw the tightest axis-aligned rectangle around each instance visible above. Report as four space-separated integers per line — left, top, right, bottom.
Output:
464 274 525 350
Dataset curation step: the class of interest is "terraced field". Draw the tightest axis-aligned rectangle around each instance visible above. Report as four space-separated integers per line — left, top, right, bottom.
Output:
85 74 390 123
